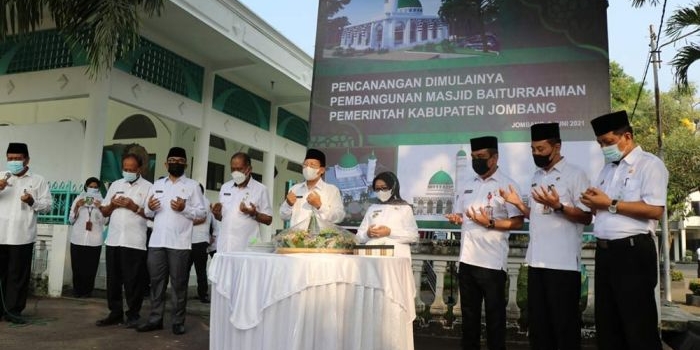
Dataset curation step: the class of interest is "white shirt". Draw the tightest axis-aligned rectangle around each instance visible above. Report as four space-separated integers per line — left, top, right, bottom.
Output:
279 178 345 227
454 168 523 271
192 198 212 244
208 217 220 253
217 178 272 253
0 171 53 245
103 177 152 250
527 159 590 271
69 193 106 247
356 203 419 258
593 146 668 240
145 175 207 250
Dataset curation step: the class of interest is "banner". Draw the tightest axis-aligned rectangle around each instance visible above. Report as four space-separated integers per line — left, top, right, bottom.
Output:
310 0 610 228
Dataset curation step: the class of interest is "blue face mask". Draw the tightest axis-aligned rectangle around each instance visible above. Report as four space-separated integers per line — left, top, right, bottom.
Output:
122 171 138 182
601 143 624 164
7 160 24 175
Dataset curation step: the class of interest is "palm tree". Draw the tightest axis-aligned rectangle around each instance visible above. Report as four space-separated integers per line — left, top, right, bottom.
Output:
1 0 164 76
665 4 700 89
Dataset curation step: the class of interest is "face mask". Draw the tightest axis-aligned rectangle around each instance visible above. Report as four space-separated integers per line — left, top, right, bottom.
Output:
471 158 490 176
532 153 553 168
86 188 100 196
7 160 24 175
303 167 319 181
376 190 392 202
122 171 138 182
601 143 624 164
231 171 247 185
168 163 186 177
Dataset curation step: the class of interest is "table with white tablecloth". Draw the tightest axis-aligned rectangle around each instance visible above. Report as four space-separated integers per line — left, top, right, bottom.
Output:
208 252 416 350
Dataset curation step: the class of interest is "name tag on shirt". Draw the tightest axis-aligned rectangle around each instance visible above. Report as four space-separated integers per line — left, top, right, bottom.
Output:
464 189 473 194
223 193 231 196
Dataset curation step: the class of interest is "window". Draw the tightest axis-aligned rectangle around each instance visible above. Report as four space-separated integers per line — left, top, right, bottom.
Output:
206 162 225 191
114 114 157 139
692 201 700 216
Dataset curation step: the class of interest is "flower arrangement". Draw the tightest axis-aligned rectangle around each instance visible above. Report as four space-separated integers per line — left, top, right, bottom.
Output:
273 214 356 251
274 227 356 249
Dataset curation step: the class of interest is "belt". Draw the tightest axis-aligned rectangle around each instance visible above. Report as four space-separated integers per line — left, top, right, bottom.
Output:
596 234 649 249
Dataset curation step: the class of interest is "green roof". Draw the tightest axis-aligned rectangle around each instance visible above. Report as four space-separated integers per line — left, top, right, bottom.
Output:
338 151 359 168
457 149 467 157
398 0 422 9
429 170 453 185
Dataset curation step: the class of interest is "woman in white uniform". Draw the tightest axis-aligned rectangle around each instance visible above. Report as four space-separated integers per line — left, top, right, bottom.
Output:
69 177 106 298
356 171 418 258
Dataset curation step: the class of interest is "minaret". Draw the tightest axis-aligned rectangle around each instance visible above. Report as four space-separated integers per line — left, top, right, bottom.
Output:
366 150 377 184
384 0 397 16
455 147 468 198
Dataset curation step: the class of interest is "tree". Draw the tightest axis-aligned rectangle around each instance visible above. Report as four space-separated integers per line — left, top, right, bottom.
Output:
611 60 700 217
317 0 351 52
438 0 499 52
1 0 164 76
627 0 700 90
665 4 700 89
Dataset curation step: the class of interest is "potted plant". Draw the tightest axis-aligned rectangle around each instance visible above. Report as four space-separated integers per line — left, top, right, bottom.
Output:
686 279 700 306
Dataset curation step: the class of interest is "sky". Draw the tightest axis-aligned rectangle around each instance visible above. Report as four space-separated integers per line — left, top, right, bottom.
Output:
238 0 695 92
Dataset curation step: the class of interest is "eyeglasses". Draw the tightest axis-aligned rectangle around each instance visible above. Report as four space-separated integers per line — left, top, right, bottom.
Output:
303 162 321 169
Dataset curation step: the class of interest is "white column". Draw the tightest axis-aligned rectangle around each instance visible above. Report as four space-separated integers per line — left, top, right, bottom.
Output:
191 69 215 186
82 75 110 181
412 258 425 313
673 231 680 262
429 260 449 319
452 263 462 318
681 221 687 260
46 225 70 297
506 264 520 319
583 264 595 320
260 105 279 242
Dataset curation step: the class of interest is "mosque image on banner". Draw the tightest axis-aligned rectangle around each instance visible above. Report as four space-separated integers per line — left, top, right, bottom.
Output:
337 0 449 52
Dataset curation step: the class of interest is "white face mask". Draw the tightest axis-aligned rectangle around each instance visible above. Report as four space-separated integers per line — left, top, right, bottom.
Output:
231 171 246 185
86 187 100 196
376 190 392 202
303 167 319 181
601 142 624 164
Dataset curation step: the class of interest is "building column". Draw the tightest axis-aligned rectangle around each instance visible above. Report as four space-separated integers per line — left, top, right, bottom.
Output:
191 69 214 186
261 105 279 242
681 221 687 260
83 75 110 181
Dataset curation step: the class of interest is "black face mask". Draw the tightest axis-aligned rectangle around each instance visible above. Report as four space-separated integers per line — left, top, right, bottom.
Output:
533 153 553 168
167 163 186 177
472 158 490 175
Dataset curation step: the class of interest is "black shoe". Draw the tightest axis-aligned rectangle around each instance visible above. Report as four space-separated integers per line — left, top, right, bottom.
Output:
199 296 210 304
95 315 123 327
136 321 163 332
4 314 27 324
172 323 185 335
124 317 141 329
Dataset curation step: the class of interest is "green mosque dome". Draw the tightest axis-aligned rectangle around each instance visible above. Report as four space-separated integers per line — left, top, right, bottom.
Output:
398 0 422 9
429 170 453 185
457 149 467 157
338 151 359 168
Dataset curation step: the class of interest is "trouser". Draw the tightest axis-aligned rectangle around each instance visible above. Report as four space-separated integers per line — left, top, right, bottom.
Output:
459 262 507 350
595 233 661 350
0 243 34 316
105 245 147 320
147 248 190 325
528 266 582 350
70 244 102 297
187 242 209 299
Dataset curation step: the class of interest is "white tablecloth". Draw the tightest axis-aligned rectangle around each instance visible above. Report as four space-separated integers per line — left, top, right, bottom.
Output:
208 252 416 350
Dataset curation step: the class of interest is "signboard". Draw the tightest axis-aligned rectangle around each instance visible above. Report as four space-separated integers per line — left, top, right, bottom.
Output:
310 0 610 228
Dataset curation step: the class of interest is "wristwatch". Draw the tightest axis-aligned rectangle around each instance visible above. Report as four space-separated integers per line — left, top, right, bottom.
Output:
554 203 565 212
608 199 619 214
486 219 495 229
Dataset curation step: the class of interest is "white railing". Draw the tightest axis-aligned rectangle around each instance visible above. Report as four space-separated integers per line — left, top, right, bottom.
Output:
411 243 596 325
